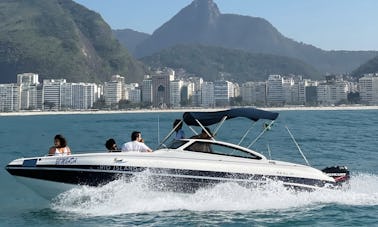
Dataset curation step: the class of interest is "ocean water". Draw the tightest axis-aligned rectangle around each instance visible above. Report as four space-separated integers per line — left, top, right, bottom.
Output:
1 110 377 226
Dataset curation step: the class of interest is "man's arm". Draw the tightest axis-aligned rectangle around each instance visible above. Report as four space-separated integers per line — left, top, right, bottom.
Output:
140 142 153 152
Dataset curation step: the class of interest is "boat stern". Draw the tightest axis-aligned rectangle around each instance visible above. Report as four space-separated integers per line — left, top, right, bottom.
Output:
322 165 350 186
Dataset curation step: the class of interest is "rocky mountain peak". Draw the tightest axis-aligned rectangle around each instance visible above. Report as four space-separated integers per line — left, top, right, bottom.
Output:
179 0 220 25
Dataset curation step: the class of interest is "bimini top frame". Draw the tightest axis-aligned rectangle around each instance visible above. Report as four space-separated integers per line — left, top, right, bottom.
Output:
159 108 279 148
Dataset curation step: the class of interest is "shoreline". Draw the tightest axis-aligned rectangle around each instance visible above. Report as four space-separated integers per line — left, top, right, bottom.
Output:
1 105 378 116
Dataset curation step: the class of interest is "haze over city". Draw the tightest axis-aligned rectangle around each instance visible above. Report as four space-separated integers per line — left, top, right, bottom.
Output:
73 0 378 51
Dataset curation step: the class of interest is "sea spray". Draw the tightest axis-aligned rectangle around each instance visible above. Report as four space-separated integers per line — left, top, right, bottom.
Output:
51 172 378 217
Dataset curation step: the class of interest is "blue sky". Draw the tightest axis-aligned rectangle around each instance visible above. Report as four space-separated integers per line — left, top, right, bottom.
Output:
73 0 378 51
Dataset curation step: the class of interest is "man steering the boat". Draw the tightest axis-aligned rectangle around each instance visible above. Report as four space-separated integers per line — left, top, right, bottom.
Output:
121 131 153 152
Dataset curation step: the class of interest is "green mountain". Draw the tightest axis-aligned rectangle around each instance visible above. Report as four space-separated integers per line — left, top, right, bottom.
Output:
351 55 378 77
113 29 150 57
141 44 321 82
134 0 377 74
0 0 145 83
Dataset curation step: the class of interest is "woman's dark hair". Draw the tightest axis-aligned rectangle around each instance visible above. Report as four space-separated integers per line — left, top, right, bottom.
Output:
105 138 117 150
173 119 182 131
131 131 141 141
54 134 67 148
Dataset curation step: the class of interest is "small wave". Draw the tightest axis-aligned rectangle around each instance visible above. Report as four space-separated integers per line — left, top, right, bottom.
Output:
51 172 378 216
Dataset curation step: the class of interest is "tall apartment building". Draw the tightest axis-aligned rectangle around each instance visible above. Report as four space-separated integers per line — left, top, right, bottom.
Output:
60 83 73 109
152 68 174 108
282 76 306 105
304 80 318 105
214 80 233 106
0 84 19 112
128 88 141 103
297 80 306 105
111 75 126 100
104 75 125 106
125 83 140 103
42 79 66 110
17 73 39 85
17 73 40 110
141 75 152 104
317 79 349 105
233 83 240 98
267 75 284 106
359 74 378 105
104 81 122 106
72 83 97 109
59 83 97 110
170 80 183 108
240 81 266 105
188 77 203 106
180 81 195 106
180 85 189 106
282 77 295 104
201 82 214 107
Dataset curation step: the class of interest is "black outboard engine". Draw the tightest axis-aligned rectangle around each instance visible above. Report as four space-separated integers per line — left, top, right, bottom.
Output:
322 166 350 185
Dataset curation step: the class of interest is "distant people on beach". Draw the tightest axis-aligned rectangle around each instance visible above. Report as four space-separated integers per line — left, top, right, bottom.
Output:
173 119 185 140
121 131 152 152
105 138 120 152
48 134 71 156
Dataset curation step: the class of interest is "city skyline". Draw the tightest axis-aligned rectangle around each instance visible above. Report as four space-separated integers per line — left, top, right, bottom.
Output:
2 70 378 113
73 0 378 51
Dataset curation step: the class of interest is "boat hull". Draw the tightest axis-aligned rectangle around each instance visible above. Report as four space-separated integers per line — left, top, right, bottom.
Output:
6 160 335 199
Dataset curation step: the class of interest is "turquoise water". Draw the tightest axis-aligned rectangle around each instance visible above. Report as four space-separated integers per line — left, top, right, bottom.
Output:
1 110 377 226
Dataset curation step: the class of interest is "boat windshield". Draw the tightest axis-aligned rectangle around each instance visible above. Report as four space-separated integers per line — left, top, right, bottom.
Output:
166 140 189 149
185 141 262 160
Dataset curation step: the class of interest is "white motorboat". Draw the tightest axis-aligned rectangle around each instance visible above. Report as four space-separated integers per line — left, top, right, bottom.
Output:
5 108 349 199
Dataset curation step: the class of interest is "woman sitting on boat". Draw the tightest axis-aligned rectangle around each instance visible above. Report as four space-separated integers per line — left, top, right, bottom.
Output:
48 134 72 156
188 127 213 153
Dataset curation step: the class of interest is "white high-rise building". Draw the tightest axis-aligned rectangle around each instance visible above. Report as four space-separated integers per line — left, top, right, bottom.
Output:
317 80 349 105
42 79 66 110
104 80 123 106
17 73 39 85
240 81 266 105
110 75 126 99
85 83 98 108
170 80 183 108
17 73 39 110
233 83 240 98
201 82 214 107
19 85 38 110
359 74 378 105
0 84 19 112
71 83 97 109
214 80 233 106
282 77 296 104
188 77 203 106
43 81 98 110
180 81 195 106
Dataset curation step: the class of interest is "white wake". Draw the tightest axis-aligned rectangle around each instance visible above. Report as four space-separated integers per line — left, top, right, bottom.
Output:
51 172 378 216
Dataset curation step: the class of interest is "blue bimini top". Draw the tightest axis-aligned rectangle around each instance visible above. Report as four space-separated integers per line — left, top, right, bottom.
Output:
183 108 279 126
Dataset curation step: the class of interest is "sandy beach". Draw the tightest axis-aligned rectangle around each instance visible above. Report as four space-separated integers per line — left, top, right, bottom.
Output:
1 105 378 116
